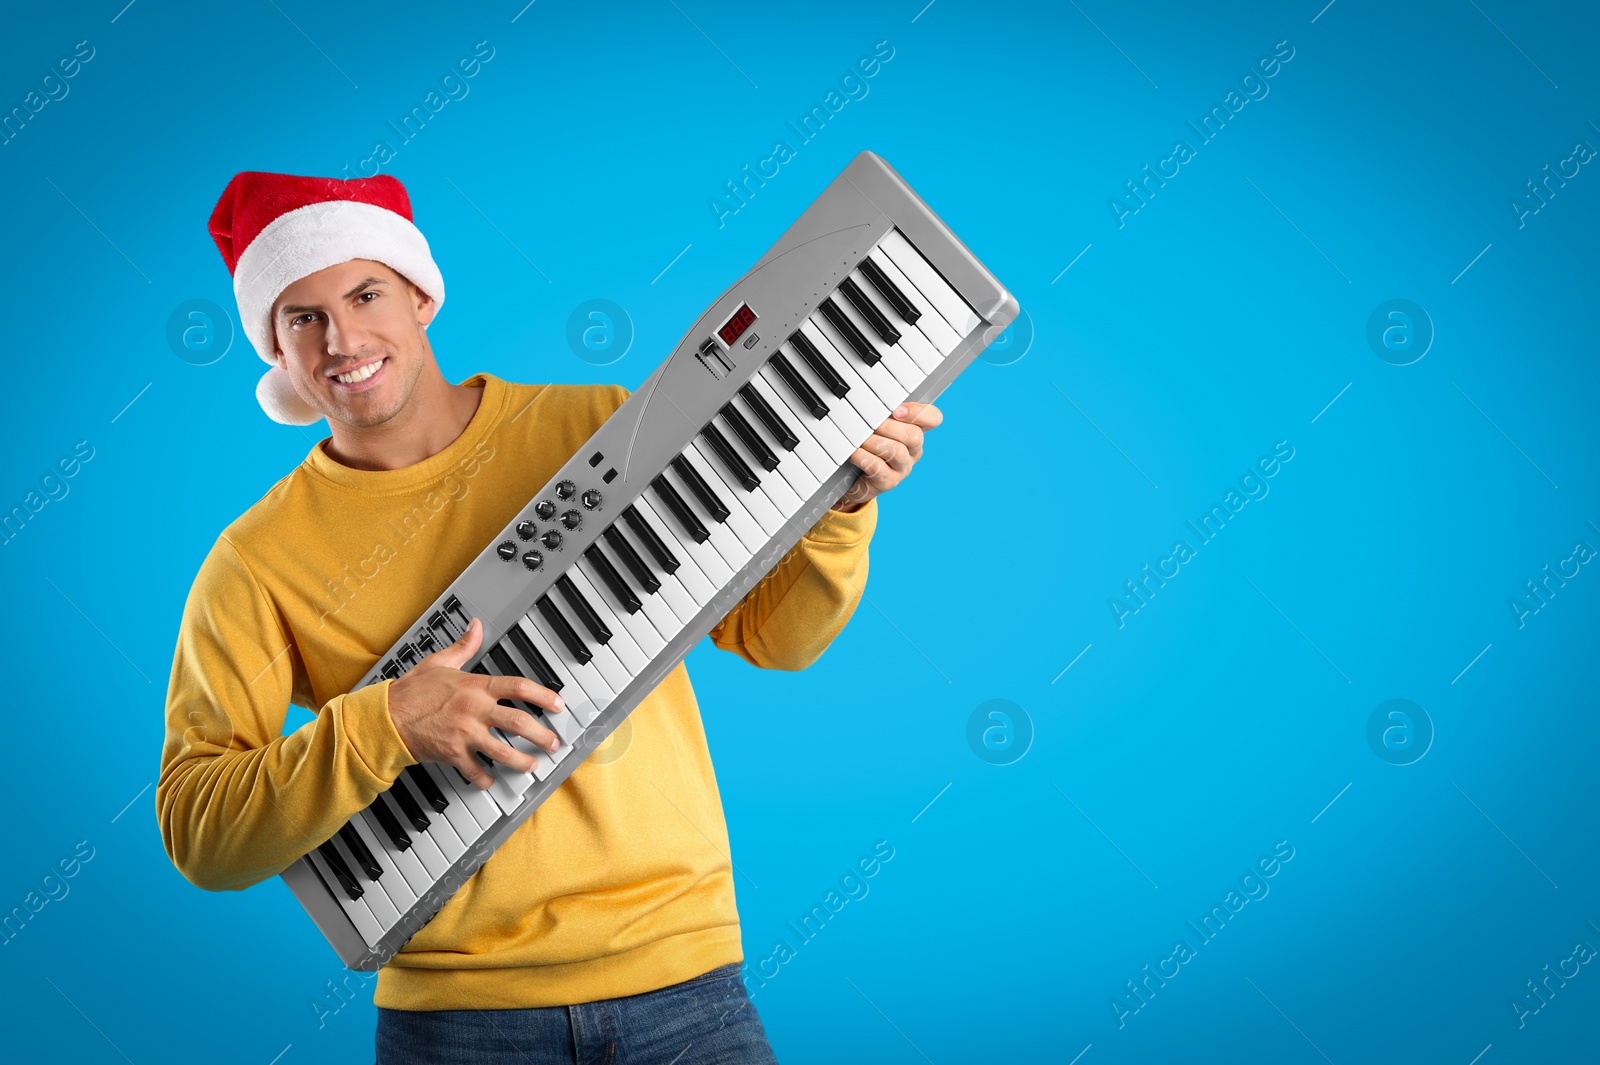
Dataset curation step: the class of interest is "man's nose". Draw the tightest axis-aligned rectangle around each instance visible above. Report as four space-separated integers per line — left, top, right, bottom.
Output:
323 308 374 355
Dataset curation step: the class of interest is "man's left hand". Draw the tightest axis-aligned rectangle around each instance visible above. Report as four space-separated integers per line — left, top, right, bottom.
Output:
831 401 943 514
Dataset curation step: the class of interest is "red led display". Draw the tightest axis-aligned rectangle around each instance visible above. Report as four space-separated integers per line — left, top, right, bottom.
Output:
718 303 756 346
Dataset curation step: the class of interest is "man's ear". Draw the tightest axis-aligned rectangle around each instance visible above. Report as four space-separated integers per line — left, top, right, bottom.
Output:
410 281 437 328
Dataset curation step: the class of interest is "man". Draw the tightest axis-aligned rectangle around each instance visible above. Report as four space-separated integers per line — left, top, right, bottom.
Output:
157 171 941 1064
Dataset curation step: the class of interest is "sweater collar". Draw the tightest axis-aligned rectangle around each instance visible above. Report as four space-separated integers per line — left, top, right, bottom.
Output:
301 372 505 493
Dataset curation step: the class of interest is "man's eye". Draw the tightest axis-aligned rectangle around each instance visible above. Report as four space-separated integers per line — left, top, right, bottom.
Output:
358 291 378 303
293 314 316 326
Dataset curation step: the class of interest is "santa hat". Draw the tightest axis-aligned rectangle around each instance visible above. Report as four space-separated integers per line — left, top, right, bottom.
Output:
207 171 446 425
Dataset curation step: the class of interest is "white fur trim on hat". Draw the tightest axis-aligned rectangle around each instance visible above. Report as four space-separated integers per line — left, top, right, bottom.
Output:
233 198 446 403
256 365 323 426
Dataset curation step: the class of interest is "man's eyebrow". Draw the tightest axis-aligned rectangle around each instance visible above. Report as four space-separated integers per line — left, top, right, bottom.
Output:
278 277 389 317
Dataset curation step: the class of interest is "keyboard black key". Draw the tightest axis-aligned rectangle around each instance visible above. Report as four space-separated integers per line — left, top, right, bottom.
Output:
721 403 778 471
337 823 382 881
622 505 680 574
672 455 731 522
738 383 799 450
586 544 643 613
771 352 829 418
488 644 526 683
839 276 900 344
389 775 431 833
404 764 449 813
603 526 661 593
652 475 710 544
537 594 592 664
702 424 760 491
499 630 564 696
556 574 613 643
789 333 849 399
318 840 364 900
818 298 880 366
861 254 921 324
370 795 412 851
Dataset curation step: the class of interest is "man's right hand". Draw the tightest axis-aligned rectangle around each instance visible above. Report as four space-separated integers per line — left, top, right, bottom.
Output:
386 616 566 790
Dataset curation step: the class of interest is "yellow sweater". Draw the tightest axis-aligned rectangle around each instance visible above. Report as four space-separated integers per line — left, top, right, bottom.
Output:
157 371 876 1009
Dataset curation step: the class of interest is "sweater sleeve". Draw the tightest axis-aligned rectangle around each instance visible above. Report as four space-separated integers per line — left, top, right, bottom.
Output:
156 534 417 893
708 496 877 671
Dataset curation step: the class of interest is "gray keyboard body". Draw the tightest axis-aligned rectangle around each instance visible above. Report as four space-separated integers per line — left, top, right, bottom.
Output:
281 150 1019 970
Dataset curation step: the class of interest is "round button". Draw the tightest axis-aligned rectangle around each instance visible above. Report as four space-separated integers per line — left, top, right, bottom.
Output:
535 499 556 520
521 550 544 571
561 509 582 530
496 540 517 561
556 479 577 500
541 530 563 550
516 519 537 541
581 488 602 510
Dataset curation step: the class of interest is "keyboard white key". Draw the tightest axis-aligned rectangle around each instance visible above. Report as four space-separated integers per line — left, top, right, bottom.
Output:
774 348 875 450
423 761 494 837
866 251 964 356
327 833 398 928
346 812 419 911
660 463 753 574
565 566 652 675
518 612 608 737
799 320 898 423
714 409 805 516
366 803 436 896
799 323 898 432
543 588 632 704
592 536 684 646
877 229 982 336
740 374 840 482
635 495 724 597
643 552 704 626
691 436 787 539
724 400 822 507
755 365 859 465
487 633 573 763
680 445 768 552
851 268 943 376
576 555 668 659
605 523 701 626
306 847 385 946
827 280 927 393
549 573 642 689
649 473 748 582
402 783 467 864
397 808 451 881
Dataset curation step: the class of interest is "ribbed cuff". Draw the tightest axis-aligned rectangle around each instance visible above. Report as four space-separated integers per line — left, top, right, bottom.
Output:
338 679 416 785
809 495 878 544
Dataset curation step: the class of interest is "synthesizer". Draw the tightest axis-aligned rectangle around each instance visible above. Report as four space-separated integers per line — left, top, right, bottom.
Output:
282 150 1020 969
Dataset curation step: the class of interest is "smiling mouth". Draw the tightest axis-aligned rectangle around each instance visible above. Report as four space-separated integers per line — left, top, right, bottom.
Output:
330 357 387 385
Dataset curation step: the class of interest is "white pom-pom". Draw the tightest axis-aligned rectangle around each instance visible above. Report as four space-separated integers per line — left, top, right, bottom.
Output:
255 366 323 426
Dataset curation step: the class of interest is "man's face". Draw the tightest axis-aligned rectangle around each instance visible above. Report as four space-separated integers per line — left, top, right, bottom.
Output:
270 259 435 429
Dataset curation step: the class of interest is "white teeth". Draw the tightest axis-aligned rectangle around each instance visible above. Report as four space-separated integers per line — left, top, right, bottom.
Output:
334 360 382 384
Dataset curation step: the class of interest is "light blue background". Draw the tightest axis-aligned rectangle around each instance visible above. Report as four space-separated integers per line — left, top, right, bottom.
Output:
1 1 1596 1062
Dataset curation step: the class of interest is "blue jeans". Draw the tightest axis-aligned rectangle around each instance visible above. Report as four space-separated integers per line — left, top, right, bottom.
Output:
374 962 778 1065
